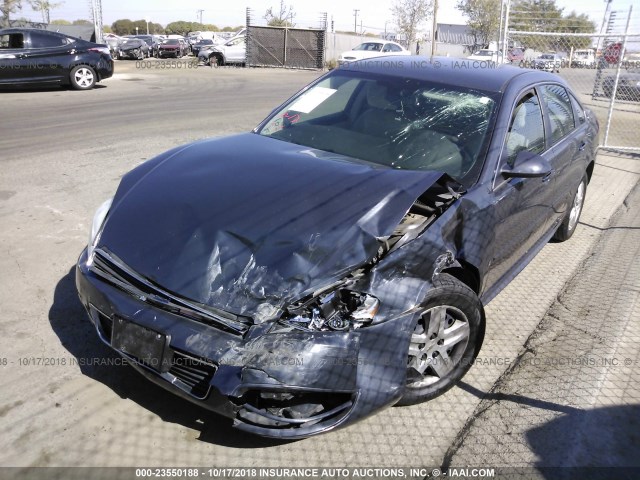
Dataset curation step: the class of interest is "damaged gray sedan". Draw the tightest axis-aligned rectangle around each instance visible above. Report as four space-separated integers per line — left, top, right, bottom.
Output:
76 57 598 438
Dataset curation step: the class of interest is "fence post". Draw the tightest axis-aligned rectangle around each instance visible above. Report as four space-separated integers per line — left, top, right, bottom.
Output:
283 27 288 67
602 5 632 147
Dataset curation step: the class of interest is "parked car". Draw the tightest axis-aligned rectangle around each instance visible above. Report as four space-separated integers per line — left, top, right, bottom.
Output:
571 49 596 68
191 38 214 57
77 56 598 439
198 35 245 66
602 68 640 101
131 35 160 57
533 53 563 73
337 40 409 65
157 38 186 58
104 34 123 57
467 49 501 63
0 28 113 90
507 48 524 65
118 37 149 60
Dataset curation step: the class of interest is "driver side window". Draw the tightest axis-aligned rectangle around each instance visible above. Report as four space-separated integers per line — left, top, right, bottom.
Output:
505 91 545 167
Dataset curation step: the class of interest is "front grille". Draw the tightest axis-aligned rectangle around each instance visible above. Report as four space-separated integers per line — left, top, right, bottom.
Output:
90 248 250 336
169 350 217 399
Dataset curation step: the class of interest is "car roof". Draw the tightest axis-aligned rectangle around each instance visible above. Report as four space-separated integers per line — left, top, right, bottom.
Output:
338 55 562 93
0 28 68 37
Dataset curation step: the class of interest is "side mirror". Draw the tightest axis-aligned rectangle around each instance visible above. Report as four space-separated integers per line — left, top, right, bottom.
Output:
501 151 552 179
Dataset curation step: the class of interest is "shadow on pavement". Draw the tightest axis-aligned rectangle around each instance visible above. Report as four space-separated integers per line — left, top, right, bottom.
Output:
458 381 581 414
527 404 640 478
457 382 640 477
48 266 293 449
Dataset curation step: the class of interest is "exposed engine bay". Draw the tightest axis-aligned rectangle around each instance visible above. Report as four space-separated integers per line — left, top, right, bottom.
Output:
280 181 461 332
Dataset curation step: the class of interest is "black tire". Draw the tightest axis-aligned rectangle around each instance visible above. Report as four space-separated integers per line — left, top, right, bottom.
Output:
69 65 96 90
553 174 588 242
210 54 223 67
398 273 485 406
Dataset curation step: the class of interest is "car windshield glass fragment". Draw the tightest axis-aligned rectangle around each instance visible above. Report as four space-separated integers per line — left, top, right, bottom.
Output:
258 71 496 184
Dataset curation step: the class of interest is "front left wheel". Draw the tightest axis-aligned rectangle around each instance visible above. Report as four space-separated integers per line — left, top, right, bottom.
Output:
398 273 485 406
69 65 96 90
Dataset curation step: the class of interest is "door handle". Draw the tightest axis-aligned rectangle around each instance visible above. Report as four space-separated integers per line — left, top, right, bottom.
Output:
542 171 553 183
579 142 587 151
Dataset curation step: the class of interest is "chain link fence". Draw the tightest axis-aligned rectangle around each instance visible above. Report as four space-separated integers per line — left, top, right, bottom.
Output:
245 9 326 69
508 30 640 153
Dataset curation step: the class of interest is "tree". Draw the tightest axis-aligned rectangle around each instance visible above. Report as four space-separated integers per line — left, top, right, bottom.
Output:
561 11 596 49
50 18 70 25
72 19 91 26
456 0 501 51
111 18 134 35
165 21 202 35
509 0 596 52
509 0 564 32
1 0 23 27
391 0 432 49
29 0 62 24
264 0 295 27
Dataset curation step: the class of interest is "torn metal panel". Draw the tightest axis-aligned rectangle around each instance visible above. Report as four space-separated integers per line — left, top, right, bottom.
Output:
98 133 445 317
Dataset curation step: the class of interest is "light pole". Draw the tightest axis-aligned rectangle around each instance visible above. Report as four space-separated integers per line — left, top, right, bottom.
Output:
353 9 359 34
136 26 139 35
430 0 438 56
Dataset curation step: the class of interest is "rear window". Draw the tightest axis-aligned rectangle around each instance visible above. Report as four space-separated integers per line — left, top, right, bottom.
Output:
30 31 70 48
0 33 25 49
540 85 575 144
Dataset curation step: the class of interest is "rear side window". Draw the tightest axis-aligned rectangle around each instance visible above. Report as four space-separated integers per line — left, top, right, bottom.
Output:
30 31 70 48
569 94 586 125
0 33 24 49
505 91 546 166
540 85 575 144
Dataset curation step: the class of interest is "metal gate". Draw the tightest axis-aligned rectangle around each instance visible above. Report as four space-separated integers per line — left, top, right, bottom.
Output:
245 9 326 69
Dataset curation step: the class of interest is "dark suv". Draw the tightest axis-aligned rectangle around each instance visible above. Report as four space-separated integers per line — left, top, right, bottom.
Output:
0 28 113 90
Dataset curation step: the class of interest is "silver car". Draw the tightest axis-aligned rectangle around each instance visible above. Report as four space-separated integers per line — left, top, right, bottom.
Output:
198 35 245 66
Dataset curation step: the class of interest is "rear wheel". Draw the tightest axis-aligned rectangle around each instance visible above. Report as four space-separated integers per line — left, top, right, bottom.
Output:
398 274 485 405
69 65 96 90
553 174 587 242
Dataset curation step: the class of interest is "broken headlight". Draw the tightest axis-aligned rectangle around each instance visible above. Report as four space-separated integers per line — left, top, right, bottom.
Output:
281 290 380 332
86 197 113 266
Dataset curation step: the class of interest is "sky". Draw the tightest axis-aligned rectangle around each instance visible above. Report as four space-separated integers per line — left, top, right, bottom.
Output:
16 0 640 34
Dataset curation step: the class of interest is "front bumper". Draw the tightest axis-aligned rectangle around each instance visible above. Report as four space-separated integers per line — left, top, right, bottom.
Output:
119 49 143 59
76 248 415 438
158 49 180 57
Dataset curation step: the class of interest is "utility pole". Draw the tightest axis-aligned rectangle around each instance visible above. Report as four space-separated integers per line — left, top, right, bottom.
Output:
353 9 359 34
197 9 204 25
430 0 438 55
89 0 104 43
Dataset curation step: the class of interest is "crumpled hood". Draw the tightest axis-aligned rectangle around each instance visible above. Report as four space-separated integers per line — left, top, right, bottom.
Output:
98 133 443 316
